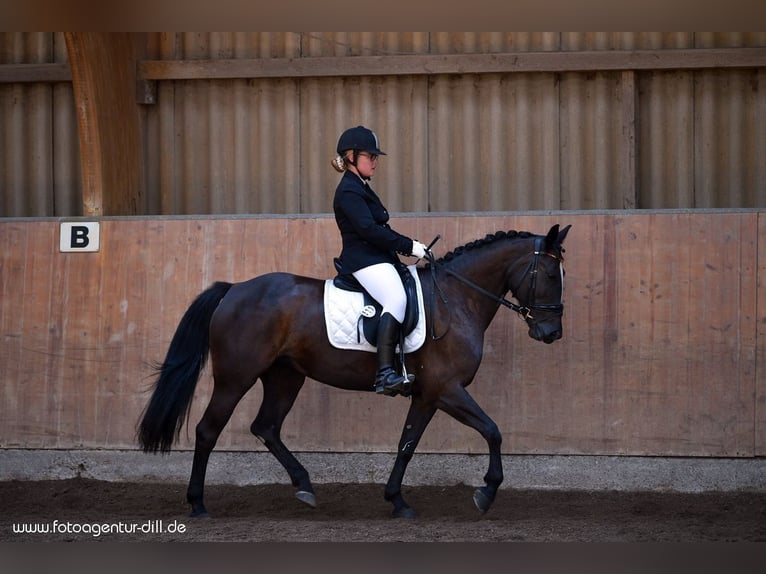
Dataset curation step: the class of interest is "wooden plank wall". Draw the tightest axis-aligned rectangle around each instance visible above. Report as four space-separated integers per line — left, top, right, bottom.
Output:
0 211 763 457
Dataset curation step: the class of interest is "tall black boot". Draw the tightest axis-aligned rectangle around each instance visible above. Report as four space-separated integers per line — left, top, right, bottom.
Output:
374 312 413 396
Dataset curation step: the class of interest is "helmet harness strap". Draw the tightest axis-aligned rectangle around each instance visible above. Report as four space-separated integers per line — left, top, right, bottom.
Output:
343 149 360 168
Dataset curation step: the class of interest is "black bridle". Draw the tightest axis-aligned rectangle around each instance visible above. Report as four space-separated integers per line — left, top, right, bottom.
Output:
425 236 564 340
515 236 565 318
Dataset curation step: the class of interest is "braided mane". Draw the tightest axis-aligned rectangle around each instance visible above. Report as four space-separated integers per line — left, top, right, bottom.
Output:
430 230 534 266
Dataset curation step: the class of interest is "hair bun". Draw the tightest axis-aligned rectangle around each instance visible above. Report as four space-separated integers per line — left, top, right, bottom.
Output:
331 155 346 173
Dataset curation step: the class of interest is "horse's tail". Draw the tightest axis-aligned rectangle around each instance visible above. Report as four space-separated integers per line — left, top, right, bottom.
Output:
138 281 234 453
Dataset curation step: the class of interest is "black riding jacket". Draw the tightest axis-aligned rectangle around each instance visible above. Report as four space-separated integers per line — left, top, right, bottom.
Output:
333 170 415 274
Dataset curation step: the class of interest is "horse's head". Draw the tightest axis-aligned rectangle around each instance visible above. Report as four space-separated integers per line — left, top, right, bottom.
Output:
510 224 571 344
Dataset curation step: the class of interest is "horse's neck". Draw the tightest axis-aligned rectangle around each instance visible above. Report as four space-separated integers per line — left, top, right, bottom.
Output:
443 240 528 312
453 240 526 285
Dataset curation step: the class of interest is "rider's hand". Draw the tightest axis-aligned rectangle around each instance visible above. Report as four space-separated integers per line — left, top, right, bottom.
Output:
411 240 429 259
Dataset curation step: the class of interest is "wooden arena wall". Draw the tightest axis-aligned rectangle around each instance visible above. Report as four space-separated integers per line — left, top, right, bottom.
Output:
1 211 764 457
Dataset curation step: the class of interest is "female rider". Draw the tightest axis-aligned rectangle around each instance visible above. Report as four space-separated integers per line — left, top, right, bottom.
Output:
331 126 428 396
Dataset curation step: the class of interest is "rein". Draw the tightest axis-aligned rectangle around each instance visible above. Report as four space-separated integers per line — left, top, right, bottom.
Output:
425 237 563 340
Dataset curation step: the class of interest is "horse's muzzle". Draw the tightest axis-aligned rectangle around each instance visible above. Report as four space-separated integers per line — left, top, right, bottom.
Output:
528 322 562 344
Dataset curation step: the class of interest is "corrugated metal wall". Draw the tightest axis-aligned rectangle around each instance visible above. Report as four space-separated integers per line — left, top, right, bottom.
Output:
0 32 81 216
1 32 765 216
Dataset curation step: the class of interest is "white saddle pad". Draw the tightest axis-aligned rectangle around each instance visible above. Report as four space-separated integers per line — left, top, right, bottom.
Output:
323 265 426 353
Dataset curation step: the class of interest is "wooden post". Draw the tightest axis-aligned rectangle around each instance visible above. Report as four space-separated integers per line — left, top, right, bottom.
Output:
620 70 638 209
64 33 145 216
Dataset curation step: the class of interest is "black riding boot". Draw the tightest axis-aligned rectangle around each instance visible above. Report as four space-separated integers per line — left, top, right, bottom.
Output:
375 312 414 396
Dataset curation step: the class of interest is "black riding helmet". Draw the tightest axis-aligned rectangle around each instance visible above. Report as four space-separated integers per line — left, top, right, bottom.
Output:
336 126 387 166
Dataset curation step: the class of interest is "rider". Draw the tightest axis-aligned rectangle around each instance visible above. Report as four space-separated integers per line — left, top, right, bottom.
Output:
331 125 429 396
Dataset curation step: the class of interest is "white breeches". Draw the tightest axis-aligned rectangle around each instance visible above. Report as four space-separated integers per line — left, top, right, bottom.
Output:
352 263 407 323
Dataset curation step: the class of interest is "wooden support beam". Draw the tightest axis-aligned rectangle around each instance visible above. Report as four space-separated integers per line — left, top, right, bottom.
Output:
620 70 638 209
64 33 145 216
138 48 766 81
0 63 71 83
2 46 763 86
2 47 764 85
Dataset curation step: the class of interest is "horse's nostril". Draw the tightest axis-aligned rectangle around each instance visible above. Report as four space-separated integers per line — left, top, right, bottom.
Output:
542 330 561 344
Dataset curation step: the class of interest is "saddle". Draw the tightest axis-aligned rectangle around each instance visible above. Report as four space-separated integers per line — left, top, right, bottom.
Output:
332 258 420 346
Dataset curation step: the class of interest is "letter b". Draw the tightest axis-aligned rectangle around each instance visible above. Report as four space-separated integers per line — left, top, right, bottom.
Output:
71 226 90 248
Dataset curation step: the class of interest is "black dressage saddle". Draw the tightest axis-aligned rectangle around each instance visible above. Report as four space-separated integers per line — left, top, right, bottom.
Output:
332 258 419 346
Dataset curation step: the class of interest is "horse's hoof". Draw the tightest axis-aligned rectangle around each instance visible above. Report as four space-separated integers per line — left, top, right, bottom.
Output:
189 510 211 519
472 488 492 514
392 507 417 520
295 490 317 508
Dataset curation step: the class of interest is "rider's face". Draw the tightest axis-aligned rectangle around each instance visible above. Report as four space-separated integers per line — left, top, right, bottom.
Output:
352 151 379 179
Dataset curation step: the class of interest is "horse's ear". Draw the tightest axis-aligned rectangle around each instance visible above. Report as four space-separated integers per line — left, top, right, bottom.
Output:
544 224 560 250
545 224 571 251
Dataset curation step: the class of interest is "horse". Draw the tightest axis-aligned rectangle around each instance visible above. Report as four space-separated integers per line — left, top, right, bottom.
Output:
138 223 571 519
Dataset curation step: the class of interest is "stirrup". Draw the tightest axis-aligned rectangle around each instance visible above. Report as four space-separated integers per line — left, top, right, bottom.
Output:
375 369 414 397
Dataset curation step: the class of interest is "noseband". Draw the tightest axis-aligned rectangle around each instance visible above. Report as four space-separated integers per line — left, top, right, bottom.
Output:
426 236 563 339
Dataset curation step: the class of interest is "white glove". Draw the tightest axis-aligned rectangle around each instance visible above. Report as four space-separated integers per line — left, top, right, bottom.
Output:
411 240 428 259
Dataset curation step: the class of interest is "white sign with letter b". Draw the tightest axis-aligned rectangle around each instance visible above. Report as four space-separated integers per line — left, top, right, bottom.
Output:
59 222 100 252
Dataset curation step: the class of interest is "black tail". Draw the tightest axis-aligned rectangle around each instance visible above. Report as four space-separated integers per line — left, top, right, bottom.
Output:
138 281 234 453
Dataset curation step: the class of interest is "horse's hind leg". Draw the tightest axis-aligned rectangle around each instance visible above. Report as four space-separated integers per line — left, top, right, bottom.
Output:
188 382 254 518
250 364 315 507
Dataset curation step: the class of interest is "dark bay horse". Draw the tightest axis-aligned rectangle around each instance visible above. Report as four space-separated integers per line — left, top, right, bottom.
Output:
138 224 571 519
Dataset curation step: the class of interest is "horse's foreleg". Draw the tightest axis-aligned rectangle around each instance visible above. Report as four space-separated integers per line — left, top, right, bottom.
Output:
188 384 252 518
384 398 437 519
250 366 315 507
437 386 503 514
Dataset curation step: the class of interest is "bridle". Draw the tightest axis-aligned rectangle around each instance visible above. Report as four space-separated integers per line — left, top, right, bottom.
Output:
516 236 565 319
425 236 564 340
